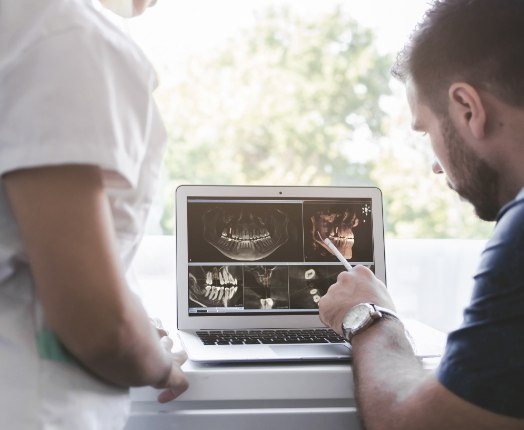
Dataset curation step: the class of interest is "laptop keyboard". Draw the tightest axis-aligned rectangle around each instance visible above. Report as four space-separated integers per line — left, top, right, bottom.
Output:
196 329 346 345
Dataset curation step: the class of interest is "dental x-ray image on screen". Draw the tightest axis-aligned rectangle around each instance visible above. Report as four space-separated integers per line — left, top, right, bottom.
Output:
288 264 376 309
186 195 377 316
243 265 290 310
288 265 340 309
303 201 373 262
187 202 303 263
188 265 243 308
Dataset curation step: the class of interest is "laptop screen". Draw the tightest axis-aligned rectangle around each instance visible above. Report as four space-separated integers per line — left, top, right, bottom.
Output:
187 197 374 316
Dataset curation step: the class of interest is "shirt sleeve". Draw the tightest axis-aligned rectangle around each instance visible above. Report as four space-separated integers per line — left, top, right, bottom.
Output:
0 25 157 189
436 201 524 418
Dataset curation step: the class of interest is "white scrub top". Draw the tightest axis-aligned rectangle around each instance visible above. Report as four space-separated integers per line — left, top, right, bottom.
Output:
0 0 167 428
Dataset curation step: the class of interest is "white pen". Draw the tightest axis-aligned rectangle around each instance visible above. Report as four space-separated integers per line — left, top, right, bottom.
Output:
323 238 353 271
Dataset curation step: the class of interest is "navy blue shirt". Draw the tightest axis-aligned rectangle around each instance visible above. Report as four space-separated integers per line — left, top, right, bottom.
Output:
437 189 524 418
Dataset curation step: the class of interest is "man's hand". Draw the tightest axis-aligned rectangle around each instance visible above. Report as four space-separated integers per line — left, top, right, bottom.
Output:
318 265 396 335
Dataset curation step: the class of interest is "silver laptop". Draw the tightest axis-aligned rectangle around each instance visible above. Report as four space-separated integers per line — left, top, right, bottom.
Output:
176 185 385 362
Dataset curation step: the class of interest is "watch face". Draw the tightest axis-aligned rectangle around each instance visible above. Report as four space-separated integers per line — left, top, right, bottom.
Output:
343 304 372 330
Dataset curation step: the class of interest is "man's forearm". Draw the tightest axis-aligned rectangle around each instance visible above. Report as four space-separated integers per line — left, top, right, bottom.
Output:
351 317 427 430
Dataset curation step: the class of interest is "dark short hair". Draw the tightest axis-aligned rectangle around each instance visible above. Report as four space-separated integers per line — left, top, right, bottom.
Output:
392 0 524 114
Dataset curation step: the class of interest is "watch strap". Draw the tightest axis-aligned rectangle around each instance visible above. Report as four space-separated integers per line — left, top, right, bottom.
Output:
342 303 401 344
372 304 401 321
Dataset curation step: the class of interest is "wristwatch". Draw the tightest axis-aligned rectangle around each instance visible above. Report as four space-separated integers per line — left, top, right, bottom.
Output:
341 303 400 344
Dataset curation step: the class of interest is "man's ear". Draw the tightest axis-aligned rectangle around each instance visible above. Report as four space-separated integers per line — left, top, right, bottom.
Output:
448 83 486 140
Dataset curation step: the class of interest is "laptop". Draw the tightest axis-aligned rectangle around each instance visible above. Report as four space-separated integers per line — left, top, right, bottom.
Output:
176 185 386 362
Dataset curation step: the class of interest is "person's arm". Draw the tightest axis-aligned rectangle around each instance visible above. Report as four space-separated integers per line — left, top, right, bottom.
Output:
3 165 187 399
319 266 524 430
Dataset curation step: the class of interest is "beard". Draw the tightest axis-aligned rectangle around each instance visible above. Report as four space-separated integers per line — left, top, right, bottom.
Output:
440 116 500 221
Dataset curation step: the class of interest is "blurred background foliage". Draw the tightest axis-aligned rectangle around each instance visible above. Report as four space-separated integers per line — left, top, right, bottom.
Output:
153 5 493 238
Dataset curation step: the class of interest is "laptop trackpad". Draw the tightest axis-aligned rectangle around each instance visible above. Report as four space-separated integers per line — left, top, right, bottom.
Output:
269 344 350 359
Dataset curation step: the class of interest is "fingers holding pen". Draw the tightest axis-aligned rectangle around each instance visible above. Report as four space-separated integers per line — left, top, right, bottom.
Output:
319 265 396 334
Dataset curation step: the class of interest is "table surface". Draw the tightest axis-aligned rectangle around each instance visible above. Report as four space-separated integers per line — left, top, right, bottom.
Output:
125 319 445 430
131 318 445 405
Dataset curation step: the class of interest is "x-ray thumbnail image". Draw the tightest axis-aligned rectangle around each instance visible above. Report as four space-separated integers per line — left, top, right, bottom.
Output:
303 202 373 262
188 266 243 308
289 265 343 309
243 265 289 310
187 202 304 263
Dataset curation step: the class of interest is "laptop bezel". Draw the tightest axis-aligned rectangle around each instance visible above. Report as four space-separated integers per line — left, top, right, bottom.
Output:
176 185 385 330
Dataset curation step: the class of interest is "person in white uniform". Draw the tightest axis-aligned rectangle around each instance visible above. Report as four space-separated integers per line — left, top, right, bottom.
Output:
0 0 188 428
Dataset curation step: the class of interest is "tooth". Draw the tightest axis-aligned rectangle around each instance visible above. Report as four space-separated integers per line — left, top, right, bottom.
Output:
210 286 218 300
260 298 267 309
266 298 274 309
223 287 230 301
205 285 211 297
313 295 320 303
233 286 238 295
218 287 224 300
212 267 219 283
206 272 212 285
309 288 318 295
305 269 315 280
219 271 225 285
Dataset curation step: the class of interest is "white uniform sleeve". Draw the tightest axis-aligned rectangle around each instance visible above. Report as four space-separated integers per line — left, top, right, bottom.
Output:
0 26 157 189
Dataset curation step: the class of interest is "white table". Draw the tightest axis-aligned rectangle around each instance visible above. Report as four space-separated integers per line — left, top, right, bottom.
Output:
125 319 445 430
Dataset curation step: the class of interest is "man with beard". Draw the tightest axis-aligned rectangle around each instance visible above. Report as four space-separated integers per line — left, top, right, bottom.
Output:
319 1 524 429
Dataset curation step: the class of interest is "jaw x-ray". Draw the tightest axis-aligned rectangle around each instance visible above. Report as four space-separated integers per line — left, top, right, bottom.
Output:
189 266 243 308
243 265 289 310
203 207 289 261
288 264 376 309
288 265 340 309
187 202 303 263
304 202 373 262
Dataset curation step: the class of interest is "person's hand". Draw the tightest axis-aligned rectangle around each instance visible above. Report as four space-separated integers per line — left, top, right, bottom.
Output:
149 317 173 352
149 318 189 402
318 265 396 336
156 349 189 403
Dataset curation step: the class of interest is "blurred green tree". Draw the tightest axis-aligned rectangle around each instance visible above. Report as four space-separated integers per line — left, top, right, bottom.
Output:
156 5 493 237
159 6 391 232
